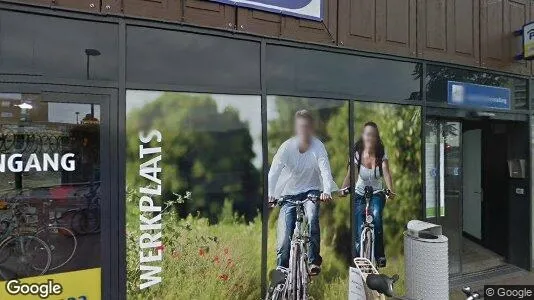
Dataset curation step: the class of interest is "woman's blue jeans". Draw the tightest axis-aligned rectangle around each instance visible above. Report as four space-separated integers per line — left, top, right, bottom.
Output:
354 193 386 264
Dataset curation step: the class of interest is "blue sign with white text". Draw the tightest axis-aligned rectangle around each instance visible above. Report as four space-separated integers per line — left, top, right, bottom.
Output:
447 81 511 110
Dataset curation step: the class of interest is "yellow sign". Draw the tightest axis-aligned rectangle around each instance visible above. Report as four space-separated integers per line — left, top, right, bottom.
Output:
0 268 101 299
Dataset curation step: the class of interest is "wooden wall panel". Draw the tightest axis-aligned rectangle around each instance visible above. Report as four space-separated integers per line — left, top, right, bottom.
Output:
51 0 100 11
101 0 121 14
338 0 378 50
122 0 181 21
504 0 530 74
481 0 506 68
236 0 337 44
281 0 337 44
9 0 51 6
236 9 283 37
481 0 530 74
183 0 235 29
339 0 415 56
417 0 480 65
378 0 416 56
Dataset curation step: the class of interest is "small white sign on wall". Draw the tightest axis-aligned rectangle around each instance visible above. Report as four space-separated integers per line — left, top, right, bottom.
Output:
523 22 534 60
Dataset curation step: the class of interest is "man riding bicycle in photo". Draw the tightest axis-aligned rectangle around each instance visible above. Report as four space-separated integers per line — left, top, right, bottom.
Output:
342 121 395 268
268 109 338 276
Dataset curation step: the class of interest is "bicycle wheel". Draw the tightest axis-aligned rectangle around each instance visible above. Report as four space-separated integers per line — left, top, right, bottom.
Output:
289 243 299 300
71 208 100 235
35 226 77 271
0 235 51 279
299 248 308 300
362 228 373 262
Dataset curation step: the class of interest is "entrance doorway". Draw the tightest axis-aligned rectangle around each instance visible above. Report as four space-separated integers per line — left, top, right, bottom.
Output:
425 117 530 275
0 83 116 297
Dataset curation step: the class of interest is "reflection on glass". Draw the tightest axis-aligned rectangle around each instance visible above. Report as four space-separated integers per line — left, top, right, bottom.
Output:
426 65 528 110
266 96 349 299
424 120 438 219
425 120 461 274
0 93 101 280
125 91 262 299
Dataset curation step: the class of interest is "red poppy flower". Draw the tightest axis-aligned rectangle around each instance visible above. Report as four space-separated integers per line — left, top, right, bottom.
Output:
156 244 165 252
199 248 205 256
218 274 229 281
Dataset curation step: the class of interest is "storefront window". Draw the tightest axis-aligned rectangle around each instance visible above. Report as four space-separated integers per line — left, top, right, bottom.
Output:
0 93 102 297
0 11 118 81
125 91 262 299
353 101 422 293
266 45 421 102
266 96 350 299
426 65 528 110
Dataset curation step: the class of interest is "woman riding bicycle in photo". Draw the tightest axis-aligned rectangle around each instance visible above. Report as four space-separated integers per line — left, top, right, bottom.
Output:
342 121 395 268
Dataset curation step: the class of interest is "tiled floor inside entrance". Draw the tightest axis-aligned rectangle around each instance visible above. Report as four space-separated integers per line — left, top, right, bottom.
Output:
449 238 533 299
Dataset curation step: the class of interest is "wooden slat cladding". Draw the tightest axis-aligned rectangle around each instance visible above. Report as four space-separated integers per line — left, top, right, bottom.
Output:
11 0 100 11
481 0 530 75
122 0 181 21
505 0 530 74
236 9 283 37
417 0 480 65
51 0 101 11
281 0 337 44
184 0 235 29
338 0 416 56
236 0 337 44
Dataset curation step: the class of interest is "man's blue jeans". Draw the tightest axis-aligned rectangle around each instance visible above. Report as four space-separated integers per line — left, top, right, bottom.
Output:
276 190 321 268
354 193 386 263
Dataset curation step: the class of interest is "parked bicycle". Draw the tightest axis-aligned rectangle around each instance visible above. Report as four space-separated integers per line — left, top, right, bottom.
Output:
61 183 101 235
0 200 52 279
34 199 77 271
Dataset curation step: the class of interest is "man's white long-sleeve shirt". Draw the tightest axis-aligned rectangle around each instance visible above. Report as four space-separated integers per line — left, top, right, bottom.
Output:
268 137 338 198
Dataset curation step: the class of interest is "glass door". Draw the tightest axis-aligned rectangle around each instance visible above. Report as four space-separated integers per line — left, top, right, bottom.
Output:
425 119 462 274
0 83 112 299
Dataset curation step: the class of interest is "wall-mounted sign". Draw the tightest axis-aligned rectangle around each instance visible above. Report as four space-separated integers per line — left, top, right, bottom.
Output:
447 81 511 110
522 22 534 60
209 0 323 21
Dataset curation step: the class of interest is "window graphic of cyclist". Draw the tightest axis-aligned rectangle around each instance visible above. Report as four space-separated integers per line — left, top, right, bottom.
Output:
268 110 338 276
342 121 395 267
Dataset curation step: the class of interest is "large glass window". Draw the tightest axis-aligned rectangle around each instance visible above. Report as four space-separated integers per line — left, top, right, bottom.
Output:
266 96 350 299
0 11 118 81
0 93 102 297
426 65 528 110
125 91 262 299
266 45 421 101
353 101 422 293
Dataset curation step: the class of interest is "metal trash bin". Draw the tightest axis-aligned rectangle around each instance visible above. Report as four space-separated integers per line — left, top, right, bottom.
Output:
404 220 448 300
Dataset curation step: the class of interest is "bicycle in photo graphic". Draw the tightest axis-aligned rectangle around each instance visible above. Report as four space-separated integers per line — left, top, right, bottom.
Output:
359 186 394 267
265 188 349 300
265 192 318 300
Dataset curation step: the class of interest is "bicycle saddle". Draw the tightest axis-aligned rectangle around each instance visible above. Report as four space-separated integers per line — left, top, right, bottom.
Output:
366 273 399 297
